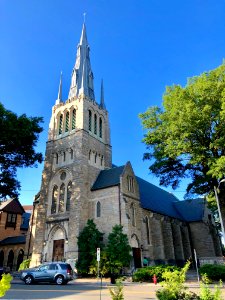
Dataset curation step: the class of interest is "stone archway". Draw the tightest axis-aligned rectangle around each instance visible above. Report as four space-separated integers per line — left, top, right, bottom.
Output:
131 234 142 268
7 250 14 271
47 225 67 262
16 249 24 270
0 250 4 267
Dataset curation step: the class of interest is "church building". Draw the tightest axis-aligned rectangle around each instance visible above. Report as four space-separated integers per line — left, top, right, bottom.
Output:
28 23 222 269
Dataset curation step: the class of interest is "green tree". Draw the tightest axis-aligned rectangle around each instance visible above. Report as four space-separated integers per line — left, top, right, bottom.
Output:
105 225 132 275
0 102 43 200
77 219 104 275
0 273 13 298
139 62 225 230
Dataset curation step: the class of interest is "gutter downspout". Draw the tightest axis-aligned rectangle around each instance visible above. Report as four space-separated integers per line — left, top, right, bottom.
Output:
119 185 121 225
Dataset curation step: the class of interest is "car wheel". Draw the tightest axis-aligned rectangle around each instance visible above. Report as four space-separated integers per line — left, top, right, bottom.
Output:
24 275 33 285
55 275 64 285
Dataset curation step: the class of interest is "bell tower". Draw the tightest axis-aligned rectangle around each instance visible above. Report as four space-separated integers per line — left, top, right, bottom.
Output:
30 23 112 266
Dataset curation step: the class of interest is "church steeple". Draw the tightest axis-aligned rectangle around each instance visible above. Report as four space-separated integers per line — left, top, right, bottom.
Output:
100 79 106 109
68 23 95 100
55 72 63 105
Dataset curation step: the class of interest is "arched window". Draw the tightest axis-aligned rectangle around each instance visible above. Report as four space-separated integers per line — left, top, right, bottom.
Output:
72 109 76 130
59 183 65 213
96 201 101 218
58 114 63 135
63 152 66 162
88 110 92 131
66 182 72 211
7 250 14 271
89 150 91 161
145 216 150 245
65 112 69 132
51 185 58 214
95 153 97 163
101 156 104 166
131 203 136 226
99 118 102 138
94 114 97 134
70 149 73 160
56 153 58 164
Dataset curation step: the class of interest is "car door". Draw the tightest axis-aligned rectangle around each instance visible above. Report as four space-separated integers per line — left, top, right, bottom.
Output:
34 265 50 282
46 263 59 282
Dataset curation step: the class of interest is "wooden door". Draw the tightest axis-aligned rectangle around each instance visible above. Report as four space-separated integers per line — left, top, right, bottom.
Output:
52 239 64 261
132 247 142 268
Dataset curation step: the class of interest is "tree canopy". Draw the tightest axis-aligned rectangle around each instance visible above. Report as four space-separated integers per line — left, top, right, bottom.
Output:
77 219 104 275
139 63 225 199
0 102 43 200
105 224 132 274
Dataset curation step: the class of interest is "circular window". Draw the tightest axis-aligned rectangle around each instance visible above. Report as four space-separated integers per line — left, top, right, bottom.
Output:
60 172 66 180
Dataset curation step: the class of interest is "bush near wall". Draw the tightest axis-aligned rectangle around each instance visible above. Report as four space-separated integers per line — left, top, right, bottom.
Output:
199 264 225 281
132 265 180 282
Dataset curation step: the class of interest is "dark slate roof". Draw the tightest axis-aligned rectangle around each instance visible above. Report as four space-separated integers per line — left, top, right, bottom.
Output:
20 212 31 230
0 198 25 214
136 177 183 219
91 165 205 222
0 235 26 245
173 198 205 222
91 166 125 190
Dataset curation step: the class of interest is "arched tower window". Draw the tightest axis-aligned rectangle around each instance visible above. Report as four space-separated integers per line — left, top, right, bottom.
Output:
89 150 91 161
95 153 97 163
88 110 92 131
55 153 58 165
70 149 73 160
58 114 63 135
96 201 101 218
66 181 72 211
131 203 136 227
72 109 76 130
65 112 69 132
99 118 102 138
145 216 150 245
101 156 104 166
63 152 66 162
94 114 97 134
59 183 65 213
51 185 58 214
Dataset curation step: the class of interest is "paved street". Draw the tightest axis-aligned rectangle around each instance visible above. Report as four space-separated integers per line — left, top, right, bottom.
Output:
2 278 225 300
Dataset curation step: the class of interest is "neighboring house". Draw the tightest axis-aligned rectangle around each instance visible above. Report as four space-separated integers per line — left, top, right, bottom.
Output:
28 23 222 269
0 199 31 270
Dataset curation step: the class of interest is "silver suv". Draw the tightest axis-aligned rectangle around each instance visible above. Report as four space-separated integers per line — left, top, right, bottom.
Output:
20 262 73 285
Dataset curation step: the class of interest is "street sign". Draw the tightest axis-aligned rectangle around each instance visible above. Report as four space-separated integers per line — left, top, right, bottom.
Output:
97 248 100 261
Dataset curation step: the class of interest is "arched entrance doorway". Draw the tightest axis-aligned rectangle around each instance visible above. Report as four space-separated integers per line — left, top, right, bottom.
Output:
50 227 65 262
16 249 24 270
0 250 4 267
131 234 142 268
7 250 14 271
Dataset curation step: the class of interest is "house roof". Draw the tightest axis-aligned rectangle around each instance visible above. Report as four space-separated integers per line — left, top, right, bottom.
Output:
0 198 25 215
0 235 26 245
91 165 205 222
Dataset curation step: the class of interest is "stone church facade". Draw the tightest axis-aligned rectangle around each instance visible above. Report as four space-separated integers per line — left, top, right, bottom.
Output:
28 23 222 269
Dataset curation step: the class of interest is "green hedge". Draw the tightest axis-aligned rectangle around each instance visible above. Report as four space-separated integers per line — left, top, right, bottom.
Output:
132 265 180 282
199 264 225 281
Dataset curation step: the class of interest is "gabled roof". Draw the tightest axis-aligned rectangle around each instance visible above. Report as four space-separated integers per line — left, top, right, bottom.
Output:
91 165 205 222
0 198 25 215
0 235 26 245
173 198 205 222
91 166 125 191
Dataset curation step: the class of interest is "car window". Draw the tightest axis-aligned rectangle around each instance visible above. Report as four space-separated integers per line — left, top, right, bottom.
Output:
59 263 72 270
39 265 49 271
49 264 58 270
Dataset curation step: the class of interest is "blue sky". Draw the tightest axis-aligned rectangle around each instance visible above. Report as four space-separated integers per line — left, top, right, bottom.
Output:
1 0 225 205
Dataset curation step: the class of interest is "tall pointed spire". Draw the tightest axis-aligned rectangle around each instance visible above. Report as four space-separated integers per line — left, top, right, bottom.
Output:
100 79 106 109
68 23 95 100
55 72 63 105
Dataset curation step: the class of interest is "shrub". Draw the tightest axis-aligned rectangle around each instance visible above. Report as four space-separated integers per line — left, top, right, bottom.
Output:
199 264 225 281
132 265 180 282
18 259 31 271
199 280 223 300
0 273 13 297
109 279 124 300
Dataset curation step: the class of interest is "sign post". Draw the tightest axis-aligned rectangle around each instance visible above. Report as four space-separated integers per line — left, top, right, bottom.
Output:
97 248 100 278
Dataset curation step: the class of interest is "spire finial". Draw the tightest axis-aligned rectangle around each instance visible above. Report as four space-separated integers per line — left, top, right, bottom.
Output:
55 71 63 105
83 12 86 23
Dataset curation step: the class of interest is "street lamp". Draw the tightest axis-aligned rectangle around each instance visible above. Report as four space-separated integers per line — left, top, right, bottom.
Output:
214 179 225 243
